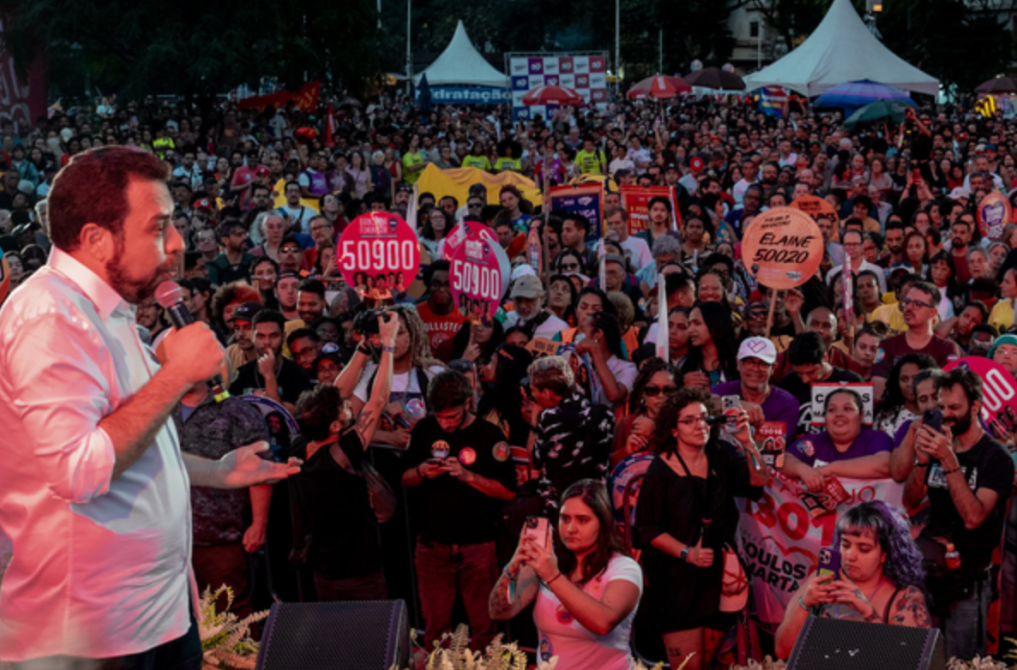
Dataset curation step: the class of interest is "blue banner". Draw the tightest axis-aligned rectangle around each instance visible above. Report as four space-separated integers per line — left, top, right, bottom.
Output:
548 183 604 244
414 87 509 105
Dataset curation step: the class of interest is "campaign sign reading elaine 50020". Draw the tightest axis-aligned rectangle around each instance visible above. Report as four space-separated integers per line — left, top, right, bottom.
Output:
741 207 824 290
339 211 421 300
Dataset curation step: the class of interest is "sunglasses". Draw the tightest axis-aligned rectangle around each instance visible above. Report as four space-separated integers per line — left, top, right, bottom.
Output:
644 385 677 397
560 262 580 271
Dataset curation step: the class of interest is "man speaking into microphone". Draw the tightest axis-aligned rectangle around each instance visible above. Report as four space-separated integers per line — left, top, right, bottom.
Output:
0 146 301 668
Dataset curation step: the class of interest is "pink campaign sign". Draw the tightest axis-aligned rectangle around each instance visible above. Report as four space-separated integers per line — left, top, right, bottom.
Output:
338 211 420 300
449 231 508 323
944 357 1017 439
443 221 498 261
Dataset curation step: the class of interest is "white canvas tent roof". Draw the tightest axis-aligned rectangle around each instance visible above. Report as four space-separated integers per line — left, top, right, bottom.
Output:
743 0 939 97
413 21 507 88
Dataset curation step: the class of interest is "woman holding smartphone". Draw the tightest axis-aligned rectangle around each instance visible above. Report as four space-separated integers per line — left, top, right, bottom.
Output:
775 501 930 659
488 480 642 670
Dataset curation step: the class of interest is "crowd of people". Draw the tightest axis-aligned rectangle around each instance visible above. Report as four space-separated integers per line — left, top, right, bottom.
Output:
6 89 1017 669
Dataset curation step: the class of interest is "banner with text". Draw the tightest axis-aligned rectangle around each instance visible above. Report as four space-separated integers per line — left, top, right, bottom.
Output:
619 185 678 237
549 182 605 243
736 473 904 624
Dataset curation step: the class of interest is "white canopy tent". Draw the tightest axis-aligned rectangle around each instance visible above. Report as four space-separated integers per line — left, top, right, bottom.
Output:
413 21 508 88
743 0 939 97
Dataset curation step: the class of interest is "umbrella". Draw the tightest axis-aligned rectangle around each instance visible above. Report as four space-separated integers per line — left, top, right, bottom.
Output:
814 79 913 109
417 73 432 117
522 85 584 107
683 67 745 91
843 100 915 130
976 77 1017 94
626 74 692 100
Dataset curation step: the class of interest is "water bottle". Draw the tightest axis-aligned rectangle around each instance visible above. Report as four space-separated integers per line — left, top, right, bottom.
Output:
945 543 961 570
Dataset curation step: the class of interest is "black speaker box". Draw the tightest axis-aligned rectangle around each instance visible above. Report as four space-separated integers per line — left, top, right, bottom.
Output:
255 600 410 670
788 616 945 670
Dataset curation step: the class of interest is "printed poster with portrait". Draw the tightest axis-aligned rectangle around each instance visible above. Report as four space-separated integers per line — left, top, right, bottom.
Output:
338 211 421 301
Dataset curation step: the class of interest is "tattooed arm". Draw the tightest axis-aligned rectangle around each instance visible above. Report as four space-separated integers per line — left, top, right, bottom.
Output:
488 564 540 620
352 312 398 449
888 586 932 629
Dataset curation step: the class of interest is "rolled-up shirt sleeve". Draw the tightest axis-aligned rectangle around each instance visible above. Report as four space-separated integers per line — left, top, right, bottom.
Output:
4 312 116 503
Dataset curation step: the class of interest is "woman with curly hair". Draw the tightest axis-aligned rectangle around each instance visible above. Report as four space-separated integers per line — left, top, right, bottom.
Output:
633 387 769 670
775 501 930 659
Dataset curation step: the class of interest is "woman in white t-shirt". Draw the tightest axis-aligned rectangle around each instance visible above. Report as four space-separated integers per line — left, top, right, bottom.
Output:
488 480 642 670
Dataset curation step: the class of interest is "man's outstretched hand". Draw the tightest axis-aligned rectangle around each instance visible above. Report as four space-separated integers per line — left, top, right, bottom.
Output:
219 440 302 488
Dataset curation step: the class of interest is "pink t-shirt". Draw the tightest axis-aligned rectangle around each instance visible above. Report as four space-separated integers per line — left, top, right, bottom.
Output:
534 554 642 670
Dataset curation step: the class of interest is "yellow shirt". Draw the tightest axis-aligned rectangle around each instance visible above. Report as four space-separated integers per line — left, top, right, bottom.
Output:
575 149 606 174
869 303 908 334
402 151 425 185
990 299 1015 334
461 155 492 171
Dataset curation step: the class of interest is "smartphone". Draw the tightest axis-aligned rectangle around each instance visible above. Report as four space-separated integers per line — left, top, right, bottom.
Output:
523 515 551 550
722 395 741 427
923 408 944 433
817 546 842 578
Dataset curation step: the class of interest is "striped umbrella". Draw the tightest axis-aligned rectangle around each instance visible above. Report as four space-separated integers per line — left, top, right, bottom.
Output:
522 85 584 107
814 79 913 110
626 74 692 100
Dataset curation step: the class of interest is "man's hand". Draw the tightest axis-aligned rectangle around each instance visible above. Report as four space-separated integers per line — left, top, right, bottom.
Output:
443 456 475 483
257 349 277 380
243 523 267 553
683 371 711 390
218 440 302 488
162 323 226 386
784 289 804 316
916 424 956 466
739 401 765 427
385 427 412 449
686 536 714 568
801 465 826 492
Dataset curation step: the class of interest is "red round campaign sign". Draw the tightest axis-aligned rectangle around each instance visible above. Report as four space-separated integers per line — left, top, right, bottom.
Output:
443 221 498 261
338 211 421 300
741 207 824 290
450 231 509 323
944 357 1017 438
977 191 1011 241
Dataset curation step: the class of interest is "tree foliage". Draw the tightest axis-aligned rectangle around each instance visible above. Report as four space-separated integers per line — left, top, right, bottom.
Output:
0 0 385 101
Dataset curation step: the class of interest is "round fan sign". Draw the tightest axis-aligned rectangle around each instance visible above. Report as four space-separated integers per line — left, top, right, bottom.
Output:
338 211 421 300
741 207 824 290
689 156 705 174
789 194 839 227
443 221 499 261
977 191 1011 241
449 231 509 323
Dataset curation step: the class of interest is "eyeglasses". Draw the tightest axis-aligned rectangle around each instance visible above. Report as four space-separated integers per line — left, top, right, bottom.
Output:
560 262 580 271
740 358 771 369
468 203 484 209
677 416 710 426
644 385 677 397
280 247 301 254
900 297 934 310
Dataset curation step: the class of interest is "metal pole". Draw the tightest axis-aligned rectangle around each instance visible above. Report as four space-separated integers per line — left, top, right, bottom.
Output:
659 28 663 73
615 0 620 95
406 0 412 96
757 15 762 69
377 0 381 28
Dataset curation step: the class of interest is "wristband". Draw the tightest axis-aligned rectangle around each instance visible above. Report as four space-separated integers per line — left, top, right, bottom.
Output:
680 546 690 562
546 572 563 586
357 342 373 356
381 345 396 353
943 465 962 476
915 461 930 468
798 596 810 612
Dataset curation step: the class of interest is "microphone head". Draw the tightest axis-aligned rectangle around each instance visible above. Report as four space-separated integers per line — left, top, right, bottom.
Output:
155 281 183 308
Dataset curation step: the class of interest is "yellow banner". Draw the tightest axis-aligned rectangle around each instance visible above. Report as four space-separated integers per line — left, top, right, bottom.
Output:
414 163 543 208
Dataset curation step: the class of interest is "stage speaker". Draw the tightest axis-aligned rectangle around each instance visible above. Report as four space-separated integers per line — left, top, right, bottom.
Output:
788 616 944 670
256 600 410 670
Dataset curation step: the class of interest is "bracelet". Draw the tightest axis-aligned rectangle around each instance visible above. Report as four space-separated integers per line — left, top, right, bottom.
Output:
381 345 396 353
502 564 518 580
546 572 563 586
798 596 810 612
943 465 962 476
915 461 930 468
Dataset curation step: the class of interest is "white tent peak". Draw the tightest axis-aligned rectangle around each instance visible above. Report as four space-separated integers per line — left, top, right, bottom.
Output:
744 0 939 97
413 21 508 89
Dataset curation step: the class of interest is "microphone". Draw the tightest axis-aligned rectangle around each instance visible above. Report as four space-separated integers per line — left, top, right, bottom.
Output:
156 281 230 403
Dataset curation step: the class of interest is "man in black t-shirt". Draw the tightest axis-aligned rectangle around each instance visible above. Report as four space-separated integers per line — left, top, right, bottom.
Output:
401 371 516 651
779 332 863 437
904 368 1015 661
290 312 398 601
230 309 313 412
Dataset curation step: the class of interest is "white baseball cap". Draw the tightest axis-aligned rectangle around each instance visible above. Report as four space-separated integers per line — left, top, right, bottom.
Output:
736 337 777 365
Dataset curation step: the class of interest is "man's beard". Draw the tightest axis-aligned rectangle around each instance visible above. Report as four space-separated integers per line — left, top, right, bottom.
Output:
889 244 903 255
946 410 974 437
106 242 179 304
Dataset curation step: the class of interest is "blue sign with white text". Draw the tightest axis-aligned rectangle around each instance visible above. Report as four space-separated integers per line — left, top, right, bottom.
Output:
415 87 509 105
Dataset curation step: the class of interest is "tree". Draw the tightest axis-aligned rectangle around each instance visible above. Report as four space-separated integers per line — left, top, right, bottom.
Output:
0 0 386 102
736 0 831 54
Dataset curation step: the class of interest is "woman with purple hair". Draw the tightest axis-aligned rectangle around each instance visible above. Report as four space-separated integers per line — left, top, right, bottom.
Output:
775 501 931 659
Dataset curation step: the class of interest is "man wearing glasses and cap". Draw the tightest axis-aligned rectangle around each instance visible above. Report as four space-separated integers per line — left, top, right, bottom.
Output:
502 275 568 340
872 281 961 400
711 336 799 439
456 183 488 222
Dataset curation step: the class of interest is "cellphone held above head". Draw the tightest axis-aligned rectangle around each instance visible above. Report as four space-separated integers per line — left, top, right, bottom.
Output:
523 515 551 550
817 546 841 578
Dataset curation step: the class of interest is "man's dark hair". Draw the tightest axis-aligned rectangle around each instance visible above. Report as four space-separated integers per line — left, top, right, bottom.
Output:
298 278 326 300
961 301 989 322
856 269 880 286
563 213 592 233
853 194 872 210
909 280 942 306
423 259 450 287
884 219 905 234
427 370 473 413
217 218 246 240
47 146 170 251
252 183 271 196
284 179 301 192
857 320 889 341
971 323 998 340
648 195 672 213
787 331 827 366
438 194 458 209
280 234 301 250
295 383 342 441
935 367 982 406
253 308 286 331
664 271 694 298
287 327 320 348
